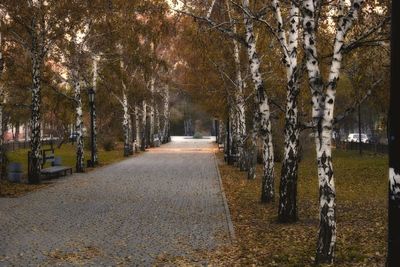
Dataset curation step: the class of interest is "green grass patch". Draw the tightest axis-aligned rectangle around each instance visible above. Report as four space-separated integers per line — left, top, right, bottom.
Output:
6 143 126 175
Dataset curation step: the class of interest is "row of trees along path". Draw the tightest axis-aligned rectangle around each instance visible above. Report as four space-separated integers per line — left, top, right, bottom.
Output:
0 1 173 183
176 0 390 264
0 0 399 265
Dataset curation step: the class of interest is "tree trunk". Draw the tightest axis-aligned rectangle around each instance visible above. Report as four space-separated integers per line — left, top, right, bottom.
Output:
274 0 301 218
0 90 4 180
0 28 4 179
135 105 141 151
92 55 99 164
278 86 300 217
13 121 19 141
358 104 362 155
72 69 85 173
301 0 364 263
122 89 130 157
227 0 246 170
246 126 257 180
28 50 42 184
141 100 147 151
242 0 275 198
149 77 155 147
162 87 170 143
155 105 160 146
388 0 400 264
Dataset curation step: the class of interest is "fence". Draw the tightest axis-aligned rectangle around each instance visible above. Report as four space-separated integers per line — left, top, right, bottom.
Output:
335 141 388 154
3 139 58 152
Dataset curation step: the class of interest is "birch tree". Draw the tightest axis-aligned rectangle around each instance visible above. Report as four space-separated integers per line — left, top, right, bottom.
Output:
242 0 275 200
0 19 4 178
1 0 84 183
268 0 301 220
141 100 147 150
149 75 156 146
176 0 275 199
91 55 100 164
135 104 141 149
162 86 170 143
226 0 246 170
71 68 85 172
300 0 365 263
388 0 399 264
120 60 132 157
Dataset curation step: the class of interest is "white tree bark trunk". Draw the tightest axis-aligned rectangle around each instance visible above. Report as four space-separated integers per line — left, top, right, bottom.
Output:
122 87 130 157
388 1 400 262
162 87 170 143
242 0 275 200
271 0 301 219
29 46 43 183
72 69 85 172
149 77 155 147
91 55 99 164
226 0 246 169
155 105 160 146
141 100 147 150
135 105 141 150
0 26 4 178
302 0 364 263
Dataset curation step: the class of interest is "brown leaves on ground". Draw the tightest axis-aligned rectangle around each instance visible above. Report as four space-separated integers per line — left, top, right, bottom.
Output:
44 245 103 266
158 150 387 266
0 180 49 197
215 150 387 266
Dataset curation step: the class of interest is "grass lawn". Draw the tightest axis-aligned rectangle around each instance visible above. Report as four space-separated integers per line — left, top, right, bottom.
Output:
160 149 387 266
0 143 128 197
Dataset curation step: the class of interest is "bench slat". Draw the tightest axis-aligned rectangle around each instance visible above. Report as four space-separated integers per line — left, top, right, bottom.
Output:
41 166 72 174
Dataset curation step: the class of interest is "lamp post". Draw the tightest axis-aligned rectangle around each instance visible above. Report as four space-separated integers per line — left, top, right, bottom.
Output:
88 87 96 167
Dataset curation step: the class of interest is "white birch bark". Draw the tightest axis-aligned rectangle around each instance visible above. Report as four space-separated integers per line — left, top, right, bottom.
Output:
302 0 364 263
120 60 131 157
149 77 155 146
72 69 85 172
135 105 141 150
122 86 130 156
155 104 160 146
91 55 99 164
388 1 400 263
227 0 246 168
141 100 147 150
270 0 301 219
29 39 43 183
0 25 4 177
162 87 170 143
206 0 217 19
0 91 3 179
242 0 275 199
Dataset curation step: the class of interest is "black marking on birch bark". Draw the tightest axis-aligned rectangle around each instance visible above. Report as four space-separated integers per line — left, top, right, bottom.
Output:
73 71 85 173
315 150 336 264
29 52 43 184
278 78 300 221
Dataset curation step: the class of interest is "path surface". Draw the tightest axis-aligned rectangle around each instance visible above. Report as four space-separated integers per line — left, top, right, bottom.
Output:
0 137 232 266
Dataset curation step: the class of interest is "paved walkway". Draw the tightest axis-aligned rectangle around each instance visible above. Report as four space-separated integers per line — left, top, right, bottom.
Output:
0 137 232 266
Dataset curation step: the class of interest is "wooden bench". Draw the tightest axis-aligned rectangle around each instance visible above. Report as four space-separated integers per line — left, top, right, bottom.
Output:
28 149 72 179
41 165 72 177
40 149 72 178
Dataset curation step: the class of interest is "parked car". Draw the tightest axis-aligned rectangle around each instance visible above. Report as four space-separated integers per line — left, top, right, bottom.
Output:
346 133 369 143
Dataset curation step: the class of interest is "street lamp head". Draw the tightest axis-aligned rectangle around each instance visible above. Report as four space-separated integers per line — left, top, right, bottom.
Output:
88 87 95 104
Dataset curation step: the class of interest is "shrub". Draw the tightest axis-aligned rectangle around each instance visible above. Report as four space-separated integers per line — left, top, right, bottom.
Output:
193 132 203 139
102 138 116 151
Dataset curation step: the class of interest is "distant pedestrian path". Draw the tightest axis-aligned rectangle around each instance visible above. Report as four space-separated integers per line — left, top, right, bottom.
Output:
0 136 232 266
